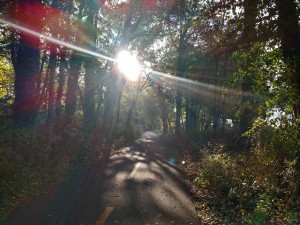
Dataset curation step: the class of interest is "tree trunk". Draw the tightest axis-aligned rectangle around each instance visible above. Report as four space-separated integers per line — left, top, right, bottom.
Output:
101 70 124 142
275 0 300 196
158 88 169 135
36 52 46 103
47 50 57 122
65 54 82 120
185 96 191 134
95 69 104 116
83 3 99 131
213 57 219 132
55 51 67 116
275 0 300 118
100 0 139 143
83 58 97 129
175 46 185 135
238 0 259 146
125 99 136 141
13 37 40 129
115 92 123 126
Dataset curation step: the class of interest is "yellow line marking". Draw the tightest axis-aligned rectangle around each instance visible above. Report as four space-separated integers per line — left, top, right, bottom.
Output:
128 162 141 179
95 207 114 225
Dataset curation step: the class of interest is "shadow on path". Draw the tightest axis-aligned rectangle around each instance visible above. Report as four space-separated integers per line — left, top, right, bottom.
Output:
1 146 199 225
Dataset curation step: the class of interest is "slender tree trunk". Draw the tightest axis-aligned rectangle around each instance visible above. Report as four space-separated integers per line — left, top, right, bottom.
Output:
175 46 185 135
125 99 136 141
101 70 124 141
115 91 123 126
47 50 57 122
185 96 191 134
13 38 40 129
213 57 219 132
36 52 46 102
158 88 169 135
65 54 82 120
55 51 67 116
239 0 259 146
83 59 97 128
83 5 98 131
95 71 104 116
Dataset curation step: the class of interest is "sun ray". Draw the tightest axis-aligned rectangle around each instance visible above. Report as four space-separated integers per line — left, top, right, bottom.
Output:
0 18 262 103
0 18 117 63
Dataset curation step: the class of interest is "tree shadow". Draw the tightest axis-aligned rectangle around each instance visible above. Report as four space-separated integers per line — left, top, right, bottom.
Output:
1 146 199 225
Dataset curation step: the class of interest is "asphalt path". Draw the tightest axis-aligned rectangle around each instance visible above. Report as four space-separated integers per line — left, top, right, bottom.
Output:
2 147 200 225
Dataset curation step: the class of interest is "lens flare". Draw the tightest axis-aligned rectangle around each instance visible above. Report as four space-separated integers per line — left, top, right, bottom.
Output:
117 50 141 81
0 18 116 63
0 18 259 104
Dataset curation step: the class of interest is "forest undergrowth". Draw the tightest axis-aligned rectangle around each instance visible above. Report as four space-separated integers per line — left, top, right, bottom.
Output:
180 122 300 225
0 120 90 221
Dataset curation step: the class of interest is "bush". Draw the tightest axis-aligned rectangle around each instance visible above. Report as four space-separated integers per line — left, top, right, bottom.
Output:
190 128 300 224
196 151 259 222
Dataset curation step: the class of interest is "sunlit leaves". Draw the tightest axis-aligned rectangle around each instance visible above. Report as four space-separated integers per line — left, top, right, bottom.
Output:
0 57 14 100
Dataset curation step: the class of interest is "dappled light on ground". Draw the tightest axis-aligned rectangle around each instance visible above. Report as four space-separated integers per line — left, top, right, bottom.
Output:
1 146 198 225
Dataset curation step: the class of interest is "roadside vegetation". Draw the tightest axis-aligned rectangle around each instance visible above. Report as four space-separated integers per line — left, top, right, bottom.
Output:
181 119 300 224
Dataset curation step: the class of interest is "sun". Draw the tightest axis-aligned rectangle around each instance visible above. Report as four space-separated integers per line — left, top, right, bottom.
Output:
117 50 141 81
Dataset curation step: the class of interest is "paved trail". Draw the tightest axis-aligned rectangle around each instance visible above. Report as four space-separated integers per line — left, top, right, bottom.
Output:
2 147 199 225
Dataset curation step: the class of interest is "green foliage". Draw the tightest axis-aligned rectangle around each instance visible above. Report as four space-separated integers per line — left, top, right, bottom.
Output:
247 117 300 156
0 57 14 148
195 150 258 223
187 126 300 224
0 57 14 100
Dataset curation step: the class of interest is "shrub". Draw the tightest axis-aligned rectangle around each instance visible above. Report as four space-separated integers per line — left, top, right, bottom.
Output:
191 118 300 224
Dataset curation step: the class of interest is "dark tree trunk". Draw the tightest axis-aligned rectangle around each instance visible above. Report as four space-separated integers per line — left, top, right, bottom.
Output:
55 51 67 116
213 57 219 132
158 88 169 135
185 96 191 134
275 0 300 118
275 0 300 196
83 58 97 128
175 94 182 135
175 47 185 135
36 52 46 103
101 70 124 141
238 0 259 146
115 92 122 126
10 0 41 161
125 99 136 141
83 3 98 131
47 50 57 122
95 70 104 116
13 38 40 129
65 54 82 120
